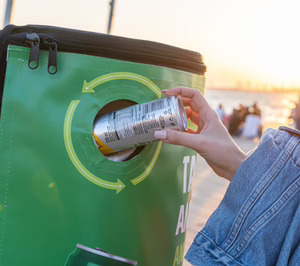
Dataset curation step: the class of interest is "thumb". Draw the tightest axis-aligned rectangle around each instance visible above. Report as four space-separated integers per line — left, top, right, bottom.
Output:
154 129 200 150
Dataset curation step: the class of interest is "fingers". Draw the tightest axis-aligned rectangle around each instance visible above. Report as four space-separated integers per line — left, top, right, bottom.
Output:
179 97 201 114
154 129 202 150
186 108 204 131
165 87 219 123
185 108 192 118
162 87 209 114
186 108 200 125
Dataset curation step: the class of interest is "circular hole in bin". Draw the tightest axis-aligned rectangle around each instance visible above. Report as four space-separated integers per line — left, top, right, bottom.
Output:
93 100 145 162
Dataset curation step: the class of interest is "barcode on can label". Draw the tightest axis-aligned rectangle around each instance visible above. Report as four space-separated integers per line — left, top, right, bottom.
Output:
142 99 166 114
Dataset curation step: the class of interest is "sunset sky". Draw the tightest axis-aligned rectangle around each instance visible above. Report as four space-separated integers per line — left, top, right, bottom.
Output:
1 0 300 90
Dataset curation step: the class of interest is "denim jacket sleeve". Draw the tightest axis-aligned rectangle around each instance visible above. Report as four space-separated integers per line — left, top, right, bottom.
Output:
185 127 300 266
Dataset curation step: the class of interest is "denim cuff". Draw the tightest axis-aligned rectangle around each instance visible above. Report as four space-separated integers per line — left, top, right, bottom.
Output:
185 231 243 266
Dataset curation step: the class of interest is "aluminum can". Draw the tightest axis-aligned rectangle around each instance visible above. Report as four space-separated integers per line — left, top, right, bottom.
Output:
93 96 188 155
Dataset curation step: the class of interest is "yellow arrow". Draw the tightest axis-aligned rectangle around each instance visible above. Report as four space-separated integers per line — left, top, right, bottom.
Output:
64 100 126 194
79 72 163 188
82 72 162 98
130 141 163 186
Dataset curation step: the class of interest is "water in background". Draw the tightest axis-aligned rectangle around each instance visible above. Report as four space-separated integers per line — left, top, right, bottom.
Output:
205 89 299 127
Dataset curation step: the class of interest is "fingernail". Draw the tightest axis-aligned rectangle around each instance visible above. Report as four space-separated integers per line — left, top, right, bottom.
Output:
162 90 167 93
154 130 167 140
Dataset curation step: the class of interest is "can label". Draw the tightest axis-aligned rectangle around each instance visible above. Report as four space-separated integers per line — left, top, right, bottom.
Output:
94 96 187 155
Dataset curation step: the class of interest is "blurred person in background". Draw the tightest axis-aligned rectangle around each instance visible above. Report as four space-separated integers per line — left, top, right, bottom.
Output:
228 104 249 136
228 108 242 135
253 102 261 117
242 107 262 139
216 104 226 123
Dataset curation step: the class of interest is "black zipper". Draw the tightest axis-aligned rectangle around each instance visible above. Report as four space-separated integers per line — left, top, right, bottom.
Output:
25 33 40 70
43 36 58 74
7 29 206 76
8 33 58 75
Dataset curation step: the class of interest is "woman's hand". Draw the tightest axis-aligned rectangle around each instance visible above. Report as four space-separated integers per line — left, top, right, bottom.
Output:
154 87 247 181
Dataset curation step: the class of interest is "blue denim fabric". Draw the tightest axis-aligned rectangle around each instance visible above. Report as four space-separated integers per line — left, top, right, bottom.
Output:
185 126 300 265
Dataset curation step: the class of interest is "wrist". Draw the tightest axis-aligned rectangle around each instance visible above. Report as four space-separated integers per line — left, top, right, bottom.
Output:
227 148 247 182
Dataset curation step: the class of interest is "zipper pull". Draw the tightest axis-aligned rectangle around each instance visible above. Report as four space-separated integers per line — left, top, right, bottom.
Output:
43 36 58 75
25 33 40 69
48 42 58 74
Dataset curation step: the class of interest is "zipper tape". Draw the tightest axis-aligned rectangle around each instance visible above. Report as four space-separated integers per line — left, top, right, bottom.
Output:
3 24 206 75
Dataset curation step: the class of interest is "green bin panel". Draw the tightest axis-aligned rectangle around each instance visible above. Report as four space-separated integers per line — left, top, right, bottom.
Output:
0 46 205 266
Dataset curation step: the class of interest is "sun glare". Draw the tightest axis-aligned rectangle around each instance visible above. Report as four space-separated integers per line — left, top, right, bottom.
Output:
242 1 300 89
4 0 300 91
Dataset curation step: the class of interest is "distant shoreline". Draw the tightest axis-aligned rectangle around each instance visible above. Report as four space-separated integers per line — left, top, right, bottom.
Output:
207 88 300 94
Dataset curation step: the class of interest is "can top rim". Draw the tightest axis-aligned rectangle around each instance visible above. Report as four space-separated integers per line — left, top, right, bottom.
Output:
171 96 188 131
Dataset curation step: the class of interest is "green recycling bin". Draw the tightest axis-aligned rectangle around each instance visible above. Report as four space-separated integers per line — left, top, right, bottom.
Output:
0 25 206 266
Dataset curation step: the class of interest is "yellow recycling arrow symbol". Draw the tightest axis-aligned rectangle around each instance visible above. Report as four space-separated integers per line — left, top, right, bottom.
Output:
64 72 163 193
82 72 162 97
